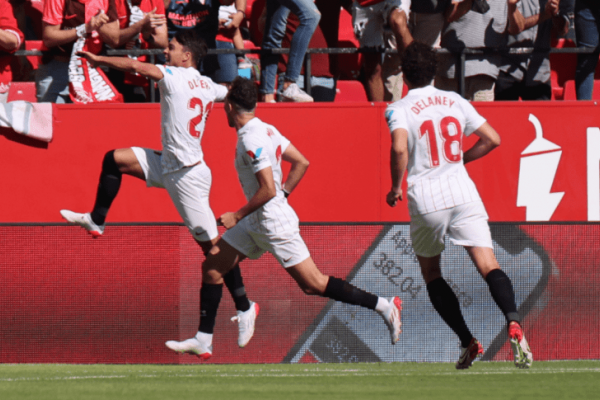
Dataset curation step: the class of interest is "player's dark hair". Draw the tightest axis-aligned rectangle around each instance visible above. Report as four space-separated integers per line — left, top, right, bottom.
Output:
401 41 438 88
174 30 208 68
227 77 258 112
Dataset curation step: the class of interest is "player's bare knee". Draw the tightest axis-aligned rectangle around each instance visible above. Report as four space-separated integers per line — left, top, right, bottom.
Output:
299 283 323 296
479 263 500 279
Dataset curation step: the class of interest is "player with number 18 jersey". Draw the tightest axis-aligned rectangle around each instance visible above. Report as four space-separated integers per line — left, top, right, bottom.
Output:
385 85 486 216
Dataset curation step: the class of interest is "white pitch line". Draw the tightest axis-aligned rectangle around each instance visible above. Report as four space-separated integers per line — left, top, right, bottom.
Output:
0 367 598 382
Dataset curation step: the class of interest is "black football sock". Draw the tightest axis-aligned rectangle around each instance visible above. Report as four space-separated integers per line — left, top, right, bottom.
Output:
90 150 122 226
223 265 250 312
486 269 520 323
323 276 378 310
198 283 223 334
427 277 473 348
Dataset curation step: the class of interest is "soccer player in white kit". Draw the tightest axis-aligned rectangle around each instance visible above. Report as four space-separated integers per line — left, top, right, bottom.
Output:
385 42 533 369
60 30 259 350
164 77 403 359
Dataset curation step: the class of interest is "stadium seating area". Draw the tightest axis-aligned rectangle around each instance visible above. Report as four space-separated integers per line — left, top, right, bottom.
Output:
8 3 600 103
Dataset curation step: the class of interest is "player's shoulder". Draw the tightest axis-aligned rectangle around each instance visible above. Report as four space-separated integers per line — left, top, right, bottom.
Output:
159 65 186 79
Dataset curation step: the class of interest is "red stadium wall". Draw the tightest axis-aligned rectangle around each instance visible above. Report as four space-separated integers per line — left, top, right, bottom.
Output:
2 102 599 223
1 103 599 364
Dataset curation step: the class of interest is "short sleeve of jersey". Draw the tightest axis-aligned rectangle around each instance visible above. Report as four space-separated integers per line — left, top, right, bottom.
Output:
156 65 178 94
212 81 227 102
457 97 486 136
241 134 272 174
385 103 408 133
279 133 291 153
200 75 227 101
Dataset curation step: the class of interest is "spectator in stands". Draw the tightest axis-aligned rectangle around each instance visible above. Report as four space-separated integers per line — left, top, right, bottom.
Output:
259 0 320 103
495 0 568 101
352 0 412 102
219 2 252 71
276 0 340 102
37 0 119 103
382 0 451 101
436 0 513 101
574 0 600 100
409 0 450 48
165 0 246 84
108 0 167 102
0 0 24 101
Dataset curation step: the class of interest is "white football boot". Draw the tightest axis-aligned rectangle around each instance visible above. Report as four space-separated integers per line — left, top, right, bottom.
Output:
165 331 212 360
509 322 533 369
60 210 105 238
231 301 260 348
379 296 402 345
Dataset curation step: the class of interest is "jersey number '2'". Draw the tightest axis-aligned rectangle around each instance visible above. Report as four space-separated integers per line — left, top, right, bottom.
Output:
188 98 213 138
419 116 463 167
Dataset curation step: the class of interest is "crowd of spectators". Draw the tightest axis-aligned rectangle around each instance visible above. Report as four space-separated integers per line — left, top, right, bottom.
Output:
0 0 598 103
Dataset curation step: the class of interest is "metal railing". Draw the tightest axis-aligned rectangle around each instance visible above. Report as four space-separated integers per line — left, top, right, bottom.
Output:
14 45 598 102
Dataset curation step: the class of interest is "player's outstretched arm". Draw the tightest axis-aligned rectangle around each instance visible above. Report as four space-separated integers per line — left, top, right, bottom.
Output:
77 51 164 81
387 128 408 207
463 122 501 164
281 144 309 197
218 167 277 229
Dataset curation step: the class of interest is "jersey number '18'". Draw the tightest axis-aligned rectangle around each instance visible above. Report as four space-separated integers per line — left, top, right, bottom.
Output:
419 116 463 168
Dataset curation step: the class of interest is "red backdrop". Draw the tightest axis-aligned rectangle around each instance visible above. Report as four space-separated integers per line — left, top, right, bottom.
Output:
2 102 598 223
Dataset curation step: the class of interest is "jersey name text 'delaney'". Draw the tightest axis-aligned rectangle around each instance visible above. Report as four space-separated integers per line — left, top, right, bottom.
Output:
410 96 455 115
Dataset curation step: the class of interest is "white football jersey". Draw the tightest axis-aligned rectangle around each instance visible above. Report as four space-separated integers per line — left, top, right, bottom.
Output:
234 117 299 233
156 65 227 174
386 85 487 215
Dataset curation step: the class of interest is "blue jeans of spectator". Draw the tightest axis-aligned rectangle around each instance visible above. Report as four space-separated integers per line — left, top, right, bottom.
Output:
278 74 336 101
575 2 600 100
211 40 238 84
36 59 71 103
259 0 320 94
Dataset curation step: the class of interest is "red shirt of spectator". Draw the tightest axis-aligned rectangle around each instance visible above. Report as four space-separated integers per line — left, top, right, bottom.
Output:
0 0 24 93
42 0 119 57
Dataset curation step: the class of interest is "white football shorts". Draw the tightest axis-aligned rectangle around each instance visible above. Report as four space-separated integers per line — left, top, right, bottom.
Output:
410 201 493 258
132 147 219 242
352 0 411 48
222 216 311 268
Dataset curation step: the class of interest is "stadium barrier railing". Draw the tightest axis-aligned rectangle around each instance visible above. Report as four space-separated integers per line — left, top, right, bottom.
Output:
13 45 598 102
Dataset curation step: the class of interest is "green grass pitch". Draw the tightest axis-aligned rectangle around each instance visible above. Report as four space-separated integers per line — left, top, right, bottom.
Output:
1 361 599 400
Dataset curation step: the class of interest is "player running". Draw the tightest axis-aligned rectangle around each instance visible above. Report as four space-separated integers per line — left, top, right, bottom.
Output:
164 77 403 359
60 30 258 349
385 41 533 369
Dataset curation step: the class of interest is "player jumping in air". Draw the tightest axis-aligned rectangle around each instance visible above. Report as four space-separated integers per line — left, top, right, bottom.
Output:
164 77 403 359
385 41 533 369
61 30 258 350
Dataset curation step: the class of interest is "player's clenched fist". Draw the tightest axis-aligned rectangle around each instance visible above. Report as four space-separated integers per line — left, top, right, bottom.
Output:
218 212 240 229
386 189 402 207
